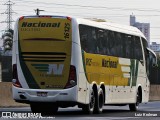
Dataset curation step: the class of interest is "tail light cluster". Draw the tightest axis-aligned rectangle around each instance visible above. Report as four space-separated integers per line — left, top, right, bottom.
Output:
65 65 77 89
12 64 22 88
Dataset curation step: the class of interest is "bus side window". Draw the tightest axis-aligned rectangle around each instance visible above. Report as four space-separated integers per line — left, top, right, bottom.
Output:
130 35 135 59
114 32 123 57
80 35 88 52
125 34 132 58
97 29 105 54
134 37 143 61
79 25 88 52
103 30 110 55
121 33 126 58
89 29 97 54
79 25 96 53
109 31 116 56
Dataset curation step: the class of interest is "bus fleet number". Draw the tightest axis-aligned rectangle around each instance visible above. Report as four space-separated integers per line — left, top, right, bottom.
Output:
64 23 70 39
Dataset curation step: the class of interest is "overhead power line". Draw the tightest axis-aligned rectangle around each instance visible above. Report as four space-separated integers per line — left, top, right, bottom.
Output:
13 0 160 13
1 0 15 30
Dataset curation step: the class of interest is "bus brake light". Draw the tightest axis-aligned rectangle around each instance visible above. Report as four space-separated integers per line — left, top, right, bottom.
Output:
65 65 77 89
19 16 24 21
12 64 22 88
67 17 72 21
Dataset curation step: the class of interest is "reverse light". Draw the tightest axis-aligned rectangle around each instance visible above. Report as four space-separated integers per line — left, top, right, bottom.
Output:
65 65 77 89
12 64 22 88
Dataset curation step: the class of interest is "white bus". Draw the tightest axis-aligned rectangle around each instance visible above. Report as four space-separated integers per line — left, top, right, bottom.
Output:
12 15 156 114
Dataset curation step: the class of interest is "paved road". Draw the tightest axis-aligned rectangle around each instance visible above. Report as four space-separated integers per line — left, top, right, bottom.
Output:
0 101 160 120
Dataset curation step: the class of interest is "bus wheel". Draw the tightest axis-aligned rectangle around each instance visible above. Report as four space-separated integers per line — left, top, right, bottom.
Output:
30 102 58 115
129 90 140 111
82 89 95 114
94 88 104 114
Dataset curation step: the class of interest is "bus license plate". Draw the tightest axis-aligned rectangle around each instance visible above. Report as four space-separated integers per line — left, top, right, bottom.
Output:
37 92 48 97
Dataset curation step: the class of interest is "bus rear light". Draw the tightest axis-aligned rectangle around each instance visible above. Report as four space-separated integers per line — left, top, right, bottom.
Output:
39 16 52 18
12 64 22 88
65 65 77 89
67 17 72 21
19 16 24 21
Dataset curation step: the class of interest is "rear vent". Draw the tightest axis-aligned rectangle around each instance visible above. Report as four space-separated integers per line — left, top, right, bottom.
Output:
21 52 66 62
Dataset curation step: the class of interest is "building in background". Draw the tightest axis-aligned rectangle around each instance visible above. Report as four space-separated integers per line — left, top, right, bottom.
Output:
150 42 160 55
130 15 150 45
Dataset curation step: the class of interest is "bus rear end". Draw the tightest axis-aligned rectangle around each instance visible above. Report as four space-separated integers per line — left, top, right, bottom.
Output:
12 16 77 110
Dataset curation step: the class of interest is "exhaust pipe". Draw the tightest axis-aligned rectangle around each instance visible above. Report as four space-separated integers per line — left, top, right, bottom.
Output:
19 94 27 99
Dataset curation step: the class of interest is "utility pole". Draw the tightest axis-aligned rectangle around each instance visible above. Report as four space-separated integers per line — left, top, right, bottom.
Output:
35 8 44 15
0 0 15 55
1 0 15 30
0 0 14 82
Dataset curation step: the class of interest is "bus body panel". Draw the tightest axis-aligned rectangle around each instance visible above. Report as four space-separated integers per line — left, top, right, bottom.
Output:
12 85 77 102
12 16 151 108
17 17 72 90
12 16 78 103
81 52 148 104
71 19 90 104
76 18 150 105
12 20 30 89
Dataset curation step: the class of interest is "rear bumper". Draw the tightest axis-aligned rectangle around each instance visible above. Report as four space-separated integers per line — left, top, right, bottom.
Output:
12 85 77 103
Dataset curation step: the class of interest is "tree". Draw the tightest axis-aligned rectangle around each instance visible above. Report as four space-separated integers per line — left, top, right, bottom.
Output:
2 29 13 51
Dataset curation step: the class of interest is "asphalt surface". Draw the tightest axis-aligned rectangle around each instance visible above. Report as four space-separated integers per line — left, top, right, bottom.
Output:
0 101 160 120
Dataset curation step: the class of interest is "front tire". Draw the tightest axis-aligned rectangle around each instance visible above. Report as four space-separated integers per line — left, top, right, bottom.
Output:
129 90 141 111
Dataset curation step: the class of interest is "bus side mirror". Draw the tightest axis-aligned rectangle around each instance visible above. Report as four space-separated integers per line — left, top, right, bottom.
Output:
152 63 158 68
152 56 158 67
146 47 158 68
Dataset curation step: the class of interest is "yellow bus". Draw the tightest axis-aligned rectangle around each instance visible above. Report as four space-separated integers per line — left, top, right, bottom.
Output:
12 15 156 114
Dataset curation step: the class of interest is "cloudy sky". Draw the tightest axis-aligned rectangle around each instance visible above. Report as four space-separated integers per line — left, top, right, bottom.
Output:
0 0 160 45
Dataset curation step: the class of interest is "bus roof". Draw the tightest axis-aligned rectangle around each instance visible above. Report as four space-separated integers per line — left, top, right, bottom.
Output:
17 15 147 40
75 17 146 40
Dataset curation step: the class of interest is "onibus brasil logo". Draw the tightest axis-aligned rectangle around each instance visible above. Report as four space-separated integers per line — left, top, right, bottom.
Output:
32 64 64 75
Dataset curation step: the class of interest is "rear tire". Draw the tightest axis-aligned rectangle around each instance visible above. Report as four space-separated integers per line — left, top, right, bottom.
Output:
94 88 104 114
82 89 95 114
129 90 141 111
30 102 58 115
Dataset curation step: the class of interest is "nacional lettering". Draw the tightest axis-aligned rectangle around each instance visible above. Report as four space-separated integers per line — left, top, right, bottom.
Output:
21 21 60 28
102 59 118 68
